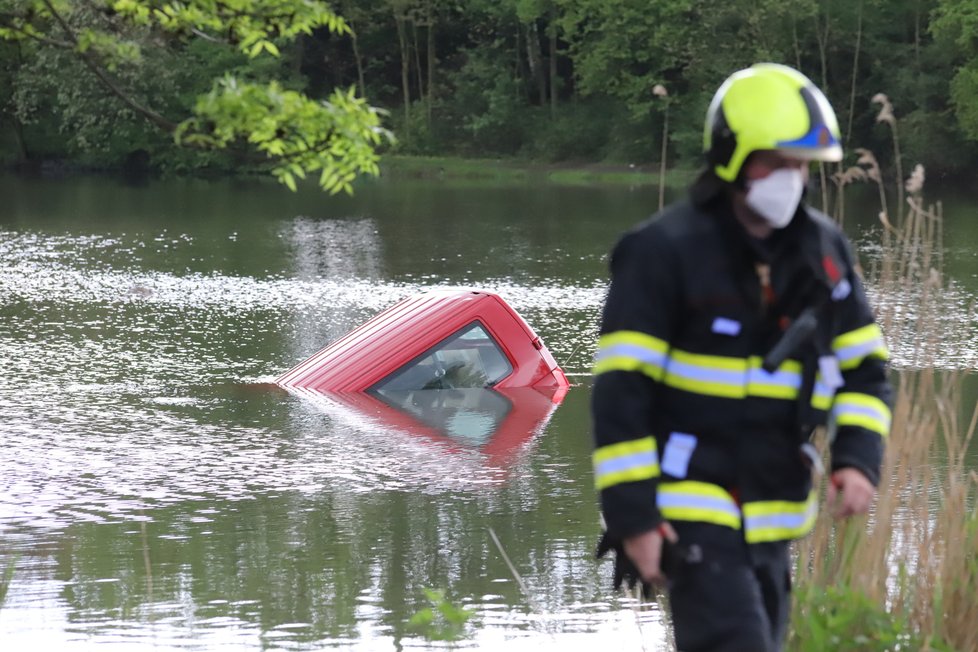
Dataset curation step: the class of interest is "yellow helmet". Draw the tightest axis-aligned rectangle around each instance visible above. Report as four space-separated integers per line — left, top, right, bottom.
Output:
704 63 842 182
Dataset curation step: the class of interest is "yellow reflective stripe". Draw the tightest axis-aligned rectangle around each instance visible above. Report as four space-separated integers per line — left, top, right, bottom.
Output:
746 356 802 400
593 437 660 490
656 481 816 539
663 350 805 401
657 481 741 529
593 331 669 380
832 323 889 370
597 337 854 406
743 491 818 543
593 355 664 379
597 331 670 354
811 375 834 411
833 392 891 437
663 349 748 398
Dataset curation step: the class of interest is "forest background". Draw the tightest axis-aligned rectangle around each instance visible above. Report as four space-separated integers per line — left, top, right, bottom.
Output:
2 0 978 186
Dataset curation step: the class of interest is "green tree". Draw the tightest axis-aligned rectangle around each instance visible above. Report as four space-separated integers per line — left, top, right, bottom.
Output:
0 0 391 192
932 0 978 141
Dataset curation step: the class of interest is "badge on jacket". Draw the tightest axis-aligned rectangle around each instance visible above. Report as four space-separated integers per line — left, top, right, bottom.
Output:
662 432 698 479
711 317 742 336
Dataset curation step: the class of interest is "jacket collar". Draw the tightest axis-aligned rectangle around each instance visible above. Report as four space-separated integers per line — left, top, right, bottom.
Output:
688 170 844 313
689 169 806 264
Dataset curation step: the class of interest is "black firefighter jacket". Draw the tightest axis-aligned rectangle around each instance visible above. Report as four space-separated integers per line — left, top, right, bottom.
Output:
591 180 892 545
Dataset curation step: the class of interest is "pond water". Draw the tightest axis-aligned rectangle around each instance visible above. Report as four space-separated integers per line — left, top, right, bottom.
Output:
0 172 975 650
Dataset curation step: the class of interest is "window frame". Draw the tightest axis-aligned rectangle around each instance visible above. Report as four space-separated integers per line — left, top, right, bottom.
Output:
368 320 514 393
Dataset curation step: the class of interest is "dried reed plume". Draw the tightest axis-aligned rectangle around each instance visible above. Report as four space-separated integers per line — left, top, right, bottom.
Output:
872 93 906 226
830 165 868 225
905 163 925 195
871 93 895 127
792 154 978 651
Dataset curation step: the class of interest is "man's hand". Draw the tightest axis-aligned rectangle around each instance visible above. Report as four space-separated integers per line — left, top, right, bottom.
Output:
827 467 876 518
623 522 678 584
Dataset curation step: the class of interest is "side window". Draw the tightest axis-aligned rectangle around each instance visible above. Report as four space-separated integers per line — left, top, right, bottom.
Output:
371 322 513 391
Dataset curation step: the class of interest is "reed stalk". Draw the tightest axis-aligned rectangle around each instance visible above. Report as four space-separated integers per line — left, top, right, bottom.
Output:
791 154 978 651
653 84 669 212
0 556 16 610
872 94 906 226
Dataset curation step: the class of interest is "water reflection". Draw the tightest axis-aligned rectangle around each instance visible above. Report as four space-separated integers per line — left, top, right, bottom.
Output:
285 387 565 472
375 388 512 446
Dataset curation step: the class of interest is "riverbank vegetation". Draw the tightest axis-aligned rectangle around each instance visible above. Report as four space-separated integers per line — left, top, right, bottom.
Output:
3 0 978 189
788 112 978 651
378 155 697 188
791 196 978 652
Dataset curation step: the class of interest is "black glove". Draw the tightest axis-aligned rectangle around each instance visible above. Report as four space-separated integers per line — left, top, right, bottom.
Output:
596 530 699 598
595 531 654 599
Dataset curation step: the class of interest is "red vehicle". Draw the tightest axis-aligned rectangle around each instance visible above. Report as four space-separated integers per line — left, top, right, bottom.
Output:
276 289 569 470
275 289 570 393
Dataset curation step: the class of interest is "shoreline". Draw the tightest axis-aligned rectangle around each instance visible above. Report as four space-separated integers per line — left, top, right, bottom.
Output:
3 154 700 190
379 154 698 188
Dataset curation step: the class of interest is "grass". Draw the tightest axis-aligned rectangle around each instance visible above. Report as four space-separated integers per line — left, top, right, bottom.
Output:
407 588 476 642
0 557 16 610
378 154 697 189
789 106 978 651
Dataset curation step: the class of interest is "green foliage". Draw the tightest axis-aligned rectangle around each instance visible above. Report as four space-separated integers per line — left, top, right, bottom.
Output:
0 556 16 609
0 0 388 191
407 588 475 642
520 100 619 161
931 0 978 53
437 46 527 155
790 584 957 652
930 0 978 162
4 0 978 179
179 78 390 193
111 0 349 57
556 0 694 116
948 62 978 142
8 37 176 162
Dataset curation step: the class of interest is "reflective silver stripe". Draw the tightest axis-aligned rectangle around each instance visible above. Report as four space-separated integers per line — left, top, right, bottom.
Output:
594 450 658 477
665 360 746 385
836 338 884 364
744 511 812 531
746 366 802 389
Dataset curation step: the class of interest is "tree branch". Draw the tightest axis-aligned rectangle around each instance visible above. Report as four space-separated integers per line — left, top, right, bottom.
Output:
190 27 222 43
0 19 74 48
40 0 179 132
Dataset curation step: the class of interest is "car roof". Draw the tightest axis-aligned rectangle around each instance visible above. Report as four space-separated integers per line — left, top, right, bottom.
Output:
276 288 567 392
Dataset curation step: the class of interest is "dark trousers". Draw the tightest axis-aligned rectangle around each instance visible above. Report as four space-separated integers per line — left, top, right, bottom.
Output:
666 523 792 652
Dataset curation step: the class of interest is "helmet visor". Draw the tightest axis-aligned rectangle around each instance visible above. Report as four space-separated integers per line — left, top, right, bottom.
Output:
776 124 842 162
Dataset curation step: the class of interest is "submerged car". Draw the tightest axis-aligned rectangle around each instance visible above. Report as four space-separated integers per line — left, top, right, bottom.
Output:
275 289 570 469
275 289 570 393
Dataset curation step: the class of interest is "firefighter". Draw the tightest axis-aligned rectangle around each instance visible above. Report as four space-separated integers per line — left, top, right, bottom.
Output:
591 63 891 652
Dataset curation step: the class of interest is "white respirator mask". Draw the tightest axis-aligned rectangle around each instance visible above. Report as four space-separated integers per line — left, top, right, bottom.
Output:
744 168 805 229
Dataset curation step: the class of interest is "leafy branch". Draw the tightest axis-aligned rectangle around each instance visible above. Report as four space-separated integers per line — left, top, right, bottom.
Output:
0 0 388 192
178 78 391 193
110 0 349 57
